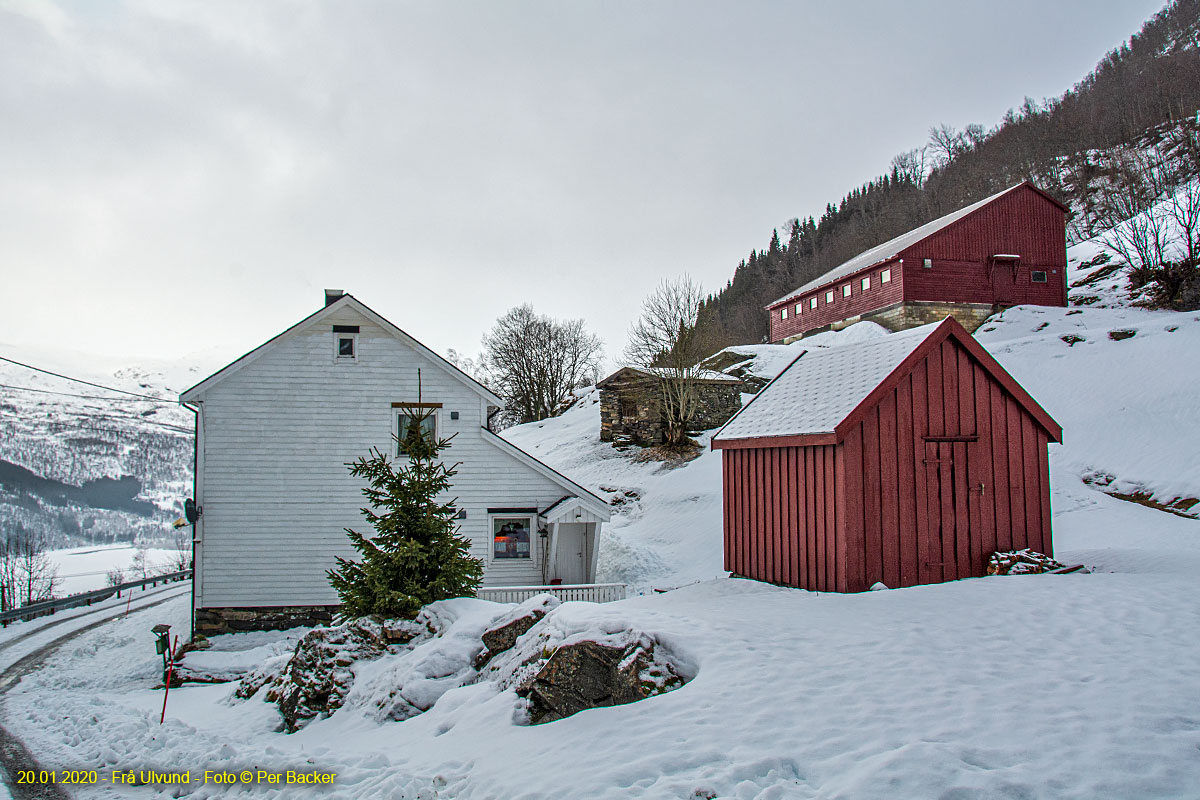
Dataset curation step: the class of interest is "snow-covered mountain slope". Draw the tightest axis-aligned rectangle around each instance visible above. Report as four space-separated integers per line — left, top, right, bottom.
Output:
0 351 206 549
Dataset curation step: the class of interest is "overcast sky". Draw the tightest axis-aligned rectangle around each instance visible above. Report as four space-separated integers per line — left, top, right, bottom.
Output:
0 0 1167 378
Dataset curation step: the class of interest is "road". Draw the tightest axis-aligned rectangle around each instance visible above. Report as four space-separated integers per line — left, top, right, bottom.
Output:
0 583 191 800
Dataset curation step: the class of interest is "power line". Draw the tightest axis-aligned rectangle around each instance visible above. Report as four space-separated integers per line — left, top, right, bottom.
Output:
0 382 178 405
0 355 177 403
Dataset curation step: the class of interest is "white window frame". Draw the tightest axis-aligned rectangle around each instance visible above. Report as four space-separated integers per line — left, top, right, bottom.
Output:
334 332 359 362
810 297 817 310
794 303 801 316
488 513 536 563
923 258 933 269
842 284 852 298
395 408 439 457
781 306 788 320
825 290 834 304
861 276 870 291
881 268 892 283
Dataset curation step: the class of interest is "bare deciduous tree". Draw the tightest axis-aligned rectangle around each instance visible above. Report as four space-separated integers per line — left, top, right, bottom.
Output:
624 275 715 448
482 305 604 428
0 527 59 609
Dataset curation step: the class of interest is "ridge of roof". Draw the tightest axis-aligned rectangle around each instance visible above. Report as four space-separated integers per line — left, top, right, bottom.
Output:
180 294 503 405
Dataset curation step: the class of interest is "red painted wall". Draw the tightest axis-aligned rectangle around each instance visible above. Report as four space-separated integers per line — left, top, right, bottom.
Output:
722 336 1054 592
900 185 1067 308
767 184 1067 342
768 262 902 343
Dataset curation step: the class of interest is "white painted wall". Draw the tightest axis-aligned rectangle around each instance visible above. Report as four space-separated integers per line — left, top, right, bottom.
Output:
188 302 601 608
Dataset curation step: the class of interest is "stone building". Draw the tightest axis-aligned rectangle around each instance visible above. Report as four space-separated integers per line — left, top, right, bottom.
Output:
597 367 743 446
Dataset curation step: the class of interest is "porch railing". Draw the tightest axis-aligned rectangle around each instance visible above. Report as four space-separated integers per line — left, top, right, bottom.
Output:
477 583 627 604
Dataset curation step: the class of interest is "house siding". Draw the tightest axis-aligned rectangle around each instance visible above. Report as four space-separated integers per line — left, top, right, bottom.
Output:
193 304 584 610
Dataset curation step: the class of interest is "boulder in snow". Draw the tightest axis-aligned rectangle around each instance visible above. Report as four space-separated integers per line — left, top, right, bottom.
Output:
473 594 561 669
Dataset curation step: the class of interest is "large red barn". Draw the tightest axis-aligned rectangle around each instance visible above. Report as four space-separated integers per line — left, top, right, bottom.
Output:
768 182 1068 343
711 317 1062 592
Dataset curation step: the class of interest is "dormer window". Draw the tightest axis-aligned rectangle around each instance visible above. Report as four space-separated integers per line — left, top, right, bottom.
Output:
333 325 359 362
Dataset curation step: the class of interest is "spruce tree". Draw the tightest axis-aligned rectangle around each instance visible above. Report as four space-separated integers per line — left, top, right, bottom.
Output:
327 403 483 620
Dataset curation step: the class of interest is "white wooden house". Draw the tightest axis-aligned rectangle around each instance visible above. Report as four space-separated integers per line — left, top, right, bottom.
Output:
180 291 613 635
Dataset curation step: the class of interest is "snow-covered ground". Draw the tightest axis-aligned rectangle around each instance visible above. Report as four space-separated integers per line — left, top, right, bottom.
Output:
3 293 1198 798
48 544 188 595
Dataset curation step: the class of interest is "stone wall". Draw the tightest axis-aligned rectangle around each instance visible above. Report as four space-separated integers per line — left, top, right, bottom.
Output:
599 377 742 446
782 300 997 343
196 605 340 636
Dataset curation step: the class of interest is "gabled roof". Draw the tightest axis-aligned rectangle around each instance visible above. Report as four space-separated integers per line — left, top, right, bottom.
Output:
483 429 611 521
712 317 1061 448
769 181 1069 308
180 294 503 405
597 365 741 388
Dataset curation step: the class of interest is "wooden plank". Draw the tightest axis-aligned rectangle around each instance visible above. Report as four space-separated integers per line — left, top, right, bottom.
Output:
825 445 837 592
1022 414 1042 555
785 448 798 587
991 380 1012 552
390 401 443 408
912 361 931 585
974 365 997 562
896 375 918 587
943 340 960 436
1007 398 1026 550
804 447 816 591
841 431 864 592
1038 430 1054 559
862 409 881 587
813 447 826 591
938 442 957 581
953 440 971 578
769 448 781 583
927 343 944 438
921 440 940 584
879 392 900 589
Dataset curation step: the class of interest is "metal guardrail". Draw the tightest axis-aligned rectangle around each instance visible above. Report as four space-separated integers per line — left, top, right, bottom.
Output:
0 569 192 626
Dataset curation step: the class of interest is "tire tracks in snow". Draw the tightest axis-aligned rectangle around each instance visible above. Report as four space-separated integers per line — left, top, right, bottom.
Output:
0 585 190 800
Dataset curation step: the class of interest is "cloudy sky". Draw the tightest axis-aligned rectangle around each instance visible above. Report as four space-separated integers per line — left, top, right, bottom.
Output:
0 0 1166 377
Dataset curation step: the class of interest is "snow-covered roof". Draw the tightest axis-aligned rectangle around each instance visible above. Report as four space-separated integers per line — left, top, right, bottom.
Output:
598 366 741 386
713 322 944 441
770 183 1036 307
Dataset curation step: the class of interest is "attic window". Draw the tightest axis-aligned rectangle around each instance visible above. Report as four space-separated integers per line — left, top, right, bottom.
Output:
861 276 870 291
825 290 834 304
781 307 788 320
842 284 852 298
794 303 801 315
1032 271 1048 283
810 297 817 310
333 325 360 362
881 268 892 283
923 258 933 269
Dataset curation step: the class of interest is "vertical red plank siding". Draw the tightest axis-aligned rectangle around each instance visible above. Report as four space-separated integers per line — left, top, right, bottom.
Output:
1006 399 1026 550
720 333 1055 591
1038 430 1053 558
896 376 919 587
841 432 864 592
878 392 900 588
861 409 882 587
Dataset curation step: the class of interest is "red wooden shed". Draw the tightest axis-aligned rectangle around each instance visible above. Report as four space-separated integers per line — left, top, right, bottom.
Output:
767 181 1068 343
711 317 1062 592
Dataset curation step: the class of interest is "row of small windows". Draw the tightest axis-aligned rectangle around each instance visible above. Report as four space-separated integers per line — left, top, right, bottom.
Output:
779 267 891 320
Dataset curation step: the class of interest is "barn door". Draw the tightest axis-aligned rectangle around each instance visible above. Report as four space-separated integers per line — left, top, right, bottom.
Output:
922 441 971 583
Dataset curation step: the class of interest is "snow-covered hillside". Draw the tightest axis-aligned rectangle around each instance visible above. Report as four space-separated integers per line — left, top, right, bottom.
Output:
0 351 205 549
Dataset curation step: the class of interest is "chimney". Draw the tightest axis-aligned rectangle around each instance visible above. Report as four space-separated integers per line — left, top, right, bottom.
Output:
324 289 344 307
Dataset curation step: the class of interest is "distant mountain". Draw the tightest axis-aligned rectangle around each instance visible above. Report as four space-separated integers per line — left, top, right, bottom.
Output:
699 0 1200 349
0 354 205 549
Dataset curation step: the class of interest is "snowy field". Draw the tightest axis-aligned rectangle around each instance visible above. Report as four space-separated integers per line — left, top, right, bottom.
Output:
2 296 1198 798
48 544 187 595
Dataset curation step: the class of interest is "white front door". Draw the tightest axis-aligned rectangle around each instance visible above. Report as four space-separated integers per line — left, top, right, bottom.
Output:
555 523 587 585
